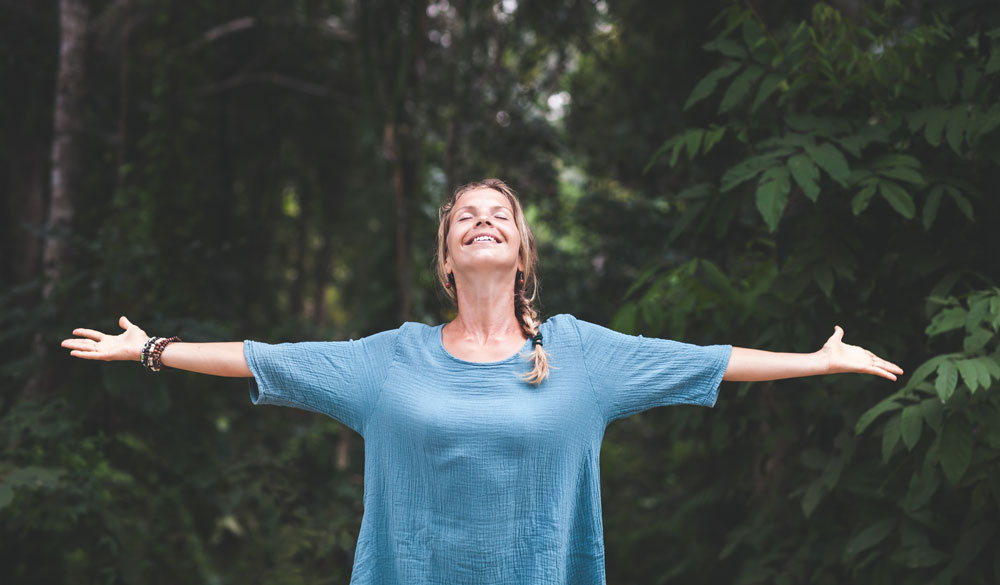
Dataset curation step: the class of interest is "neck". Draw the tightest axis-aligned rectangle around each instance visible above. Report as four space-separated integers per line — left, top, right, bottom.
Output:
448 272 523 344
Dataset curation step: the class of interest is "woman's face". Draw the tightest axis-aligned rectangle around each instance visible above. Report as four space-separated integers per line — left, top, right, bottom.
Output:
443 187 523 279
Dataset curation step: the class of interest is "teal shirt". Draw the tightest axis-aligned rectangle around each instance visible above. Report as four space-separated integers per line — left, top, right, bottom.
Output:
244 314 731 584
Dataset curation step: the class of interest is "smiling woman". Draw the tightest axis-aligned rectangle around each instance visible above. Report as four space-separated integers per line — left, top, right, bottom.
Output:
436 179 549 379
60 177 902 585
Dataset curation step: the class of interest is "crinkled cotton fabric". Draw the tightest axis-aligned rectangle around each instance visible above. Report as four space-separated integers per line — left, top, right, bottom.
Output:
243 314 731 585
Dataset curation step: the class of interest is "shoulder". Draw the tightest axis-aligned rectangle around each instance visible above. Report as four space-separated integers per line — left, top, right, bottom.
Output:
397 321 437 338
540 313 581 337
542 314 621 341
538 314 614 351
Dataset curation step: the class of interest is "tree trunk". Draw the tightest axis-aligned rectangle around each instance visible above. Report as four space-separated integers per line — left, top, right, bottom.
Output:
42 0 89 300
384 122 412 322
25 0 89 400
4 148 47 302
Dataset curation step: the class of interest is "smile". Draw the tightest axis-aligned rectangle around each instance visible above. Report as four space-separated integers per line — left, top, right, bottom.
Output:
468 235 500 244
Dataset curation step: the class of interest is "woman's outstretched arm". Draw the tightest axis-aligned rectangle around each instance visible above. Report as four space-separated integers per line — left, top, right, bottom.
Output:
60 316 251 377
723 326 903 382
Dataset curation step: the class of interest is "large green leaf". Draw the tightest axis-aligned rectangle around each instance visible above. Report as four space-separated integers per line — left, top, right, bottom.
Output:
901 405 923 450
843 518 895 559
720 149 791 192
927 307 968 336
878 180 916 219
945 108 967 154
878 166 925 186
856 397 903 434
902 355 954 394
939 416 974 484
963 327 993 353
956 358 980 392
703 38 747 59
805 142 850 186
755 166 791 231
719 66 764 113
949 190 975 221
882 415 901 463
852 180 878 215
920 397 944 431
935 360 958 402
787 153 820 201
750 73 784 112
684 62 742 110
684 128 705 159
837 126 889 158
802 480 825 518
703 125 727 152
923 107 949 147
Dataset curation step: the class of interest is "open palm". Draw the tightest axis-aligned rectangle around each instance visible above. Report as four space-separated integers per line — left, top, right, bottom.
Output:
823 326 903 381
60 316 150 362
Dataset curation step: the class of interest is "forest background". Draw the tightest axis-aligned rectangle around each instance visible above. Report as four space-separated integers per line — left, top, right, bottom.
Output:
2 0 1000 583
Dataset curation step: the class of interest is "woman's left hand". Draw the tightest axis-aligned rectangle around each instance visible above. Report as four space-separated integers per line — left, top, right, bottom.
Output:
822 326 904 381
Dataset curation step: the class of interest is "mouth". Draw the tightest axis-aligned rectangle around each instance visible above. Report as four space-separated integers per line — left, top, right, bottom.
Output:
466 234 501 245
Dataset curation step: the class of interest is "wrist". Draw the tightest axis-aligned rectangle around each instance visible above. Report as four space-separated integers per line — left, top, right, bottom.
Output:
135 336 151 362
816 347 833 375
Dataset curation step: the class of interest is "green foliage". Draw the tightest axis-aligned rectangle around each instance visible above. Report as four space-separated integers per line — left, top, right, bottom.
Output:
604 1 1000 583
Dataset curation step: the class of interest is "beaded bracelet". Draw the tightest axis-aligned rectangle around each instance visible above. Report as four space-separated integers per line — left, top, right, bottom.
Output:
140 336 181 372
140 337 160 369
150 336 180 372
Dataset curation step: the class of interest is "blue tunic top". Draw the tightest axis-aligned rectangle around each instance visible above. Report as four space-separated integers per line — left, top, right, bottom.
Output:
244 314 731 585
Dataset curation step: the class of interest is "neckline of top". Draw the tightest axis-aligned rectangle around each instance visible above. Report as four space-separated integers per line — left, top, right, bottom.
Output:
435 323 532 366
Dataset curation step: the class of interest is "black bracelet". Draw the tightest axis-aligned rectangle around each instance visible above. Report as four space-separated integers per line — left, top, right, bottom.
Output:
140 337 159 369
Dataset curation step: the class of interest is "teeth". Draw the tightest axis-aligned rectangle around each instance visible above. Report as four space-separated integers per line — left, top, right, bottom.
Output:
473 235 497 243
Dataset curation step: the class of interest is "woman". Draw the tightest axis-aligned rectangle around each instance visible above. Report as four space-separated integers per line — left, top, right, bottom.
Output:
61 178 902 584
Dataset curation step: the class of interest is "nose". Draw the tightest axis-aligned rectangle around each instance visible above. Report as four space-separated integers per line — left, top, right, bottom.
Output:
475 215 493 227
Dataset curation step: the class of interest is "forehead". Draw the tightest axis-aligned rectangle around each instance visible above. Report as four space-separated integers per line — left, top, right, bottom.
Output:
453 187 513 211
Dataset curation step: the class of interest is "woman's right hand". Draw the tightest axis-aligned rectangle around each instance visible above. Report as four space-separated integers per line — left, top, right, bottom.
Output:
61 316 150 362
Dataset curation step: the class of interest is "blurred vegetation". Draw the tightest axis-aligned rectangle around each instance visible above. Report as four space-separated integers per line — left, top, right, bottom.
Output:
2 0 999 583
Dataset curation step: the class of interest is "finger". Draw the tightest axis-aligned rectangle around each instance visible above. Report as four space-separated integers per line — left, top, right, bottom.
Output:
59 339 94 350
868 366 898 381
119 315 132 330
880 361 904 374
72 328 104 341
872 355 904 374
62 339 97 351
831 325 844 343
69 349 102 360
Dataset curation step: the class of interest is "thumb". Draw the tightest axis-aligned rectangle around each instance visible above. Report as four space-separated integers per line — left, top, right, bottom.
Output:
119 315 132 330
829 325 844 343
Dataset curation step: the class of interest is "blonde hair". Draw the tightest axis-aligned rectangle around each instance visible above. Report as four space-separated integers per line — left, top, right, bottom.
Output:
435 178 550 385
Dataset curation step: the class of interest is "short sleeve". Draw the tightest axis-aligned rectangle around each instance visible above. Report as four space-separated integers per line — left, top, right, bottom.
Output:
242 328 399 435
571 318 731 423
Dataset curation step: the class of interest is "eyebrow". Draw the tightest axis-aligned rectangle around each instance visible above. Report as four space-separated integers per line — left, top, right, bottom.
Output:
455 205 511 214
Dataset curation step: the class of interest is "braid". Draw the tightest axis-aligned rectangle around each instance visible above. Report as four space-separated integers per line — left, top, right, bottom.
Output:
515 287 550 385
